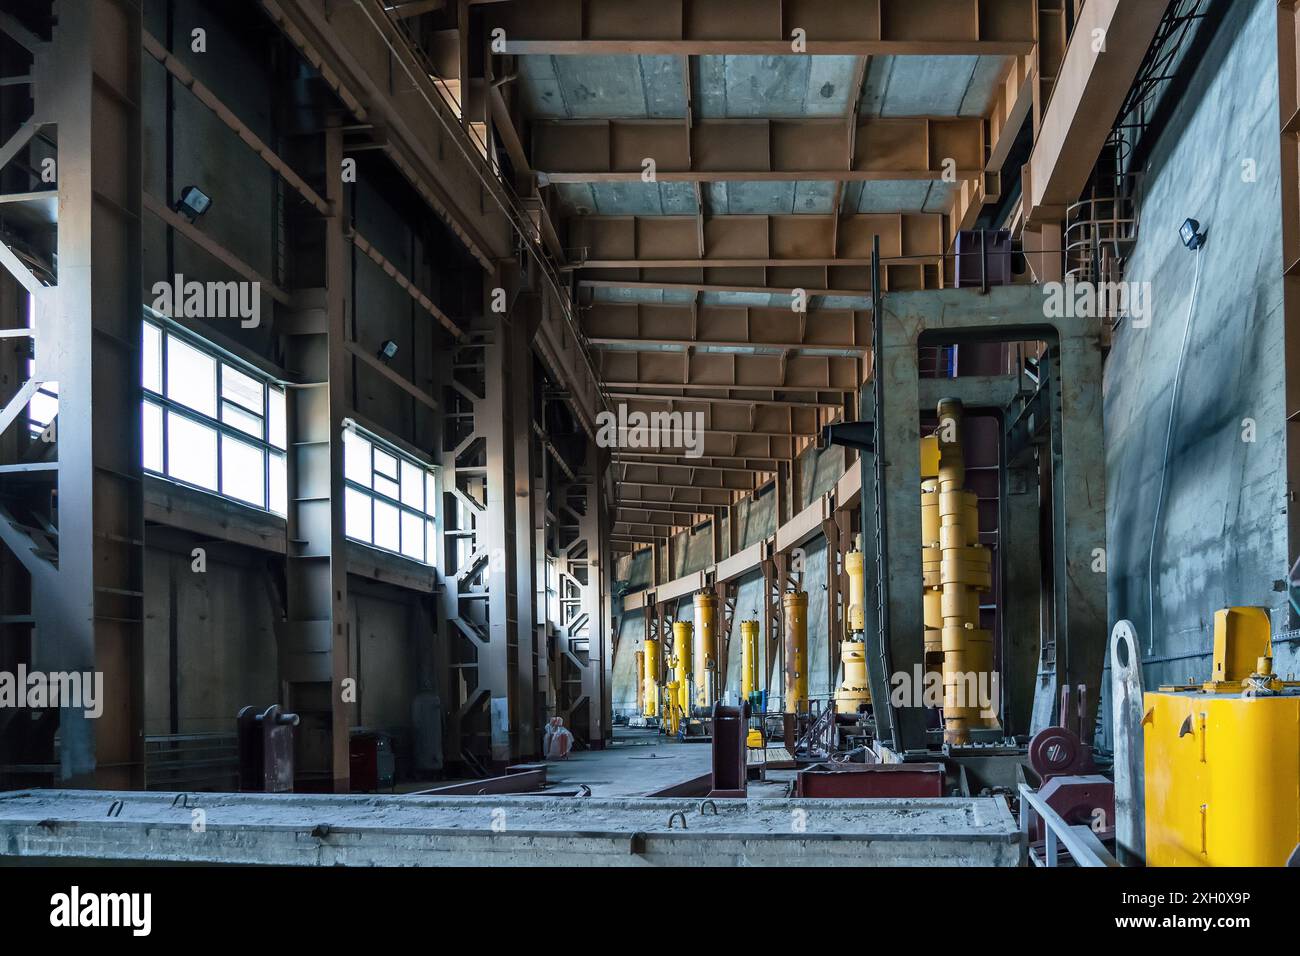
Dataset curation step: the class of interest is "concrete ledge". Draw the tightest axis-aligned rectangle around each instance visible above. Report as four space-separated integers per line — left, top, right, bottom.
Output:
0 790 1022 867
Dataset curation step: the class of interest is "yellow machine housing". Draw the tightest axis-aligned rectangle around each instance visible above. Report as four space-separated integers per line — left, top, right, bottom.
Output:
642 638 659 718
783 590 808 713
1144 607 1300 866
693 592 719 708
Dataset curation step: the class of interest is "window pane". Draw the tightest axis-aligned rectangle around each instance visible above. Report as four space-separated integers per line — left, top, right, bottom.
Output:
374 474 399 501
401 460 423 509
425 472 437 516
373 498 400 551
28 389 57 428
221 434 265 507
374 448 398 480
221 364 263 412
345 487 371 542
426 519 436 565
167 412 217 490
143 401 163 473
401 510 424 561
143 323 162 393
343 429 371 487
222 401 263 439
268 387 286 449
269 451 287 516
166 336 217 416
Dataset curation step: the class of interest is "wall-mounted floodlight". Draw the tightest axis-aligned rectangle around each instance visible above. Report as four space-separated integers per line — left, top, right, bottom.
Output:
175 185 212 223
377 340 399 363
1179 218 1205 250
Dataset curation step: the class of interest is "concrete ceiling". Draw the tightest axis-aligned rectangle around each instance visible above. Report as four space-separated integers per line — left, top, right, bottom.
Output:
507 46 1015 525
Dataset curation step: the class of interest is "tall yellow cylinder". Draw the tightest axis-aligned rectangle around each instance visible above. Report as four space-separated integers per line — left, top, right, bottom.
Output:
643 638 659 718
693 592 718 708
836 641 871 711
935 399 994 745
783 590 808 714
838 549 871 708
844 549 865 634
634 650 645 714
672 621 693 718
740 619 760 702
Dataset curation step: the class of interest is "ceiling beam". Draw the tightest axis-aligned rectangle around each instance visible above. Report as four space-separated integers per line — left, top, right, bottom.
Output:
486 0 1036 56
533 117 983 184
1024 0 1168 223
568 212 945 271
606 389 846 410
582 301 870 353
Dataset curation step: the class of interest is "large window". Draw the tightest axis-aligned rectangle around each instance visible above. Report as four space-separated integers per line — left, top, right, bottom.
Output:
343 423 436 565
143 318 287 516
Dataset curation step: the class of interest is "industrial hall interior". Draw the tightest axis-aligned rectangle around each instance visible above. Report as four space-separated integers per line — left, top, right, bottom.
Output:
0 0 1298 874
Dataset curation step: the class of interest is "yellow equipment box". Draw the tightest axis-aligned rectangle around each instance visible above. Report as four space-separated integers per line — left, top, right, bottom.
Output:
1143 607 1300 866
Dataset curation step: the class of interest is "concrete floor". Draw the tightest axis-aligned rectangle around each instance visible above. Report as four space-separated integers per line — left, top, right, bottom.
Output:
545 727 794 797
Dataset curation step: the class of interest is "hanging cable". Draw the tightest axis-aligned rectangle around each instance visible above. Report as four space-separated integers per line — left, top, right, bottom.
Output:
1147 245 1204 651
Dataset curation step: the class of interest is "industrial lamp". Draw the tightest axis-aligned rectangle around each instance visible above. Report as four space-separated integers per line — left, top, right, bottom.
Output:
377 340 399 363
175 185 212 223
1179 218 1205 250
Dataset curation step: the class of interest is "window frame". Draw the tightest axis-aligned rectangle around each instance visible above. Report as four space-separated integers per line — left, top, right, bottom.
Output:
142 315 288 517
341 419 438 566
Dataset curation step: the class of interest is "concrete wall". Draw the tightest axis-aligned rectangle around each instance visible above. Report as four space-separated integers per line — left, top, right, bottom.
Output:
143 541 279 736
1105 0 1293 712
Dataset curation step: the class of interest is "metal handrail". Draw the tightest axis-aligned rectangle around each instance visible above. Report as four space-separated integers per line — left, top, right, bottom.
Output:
1018 783 1120 868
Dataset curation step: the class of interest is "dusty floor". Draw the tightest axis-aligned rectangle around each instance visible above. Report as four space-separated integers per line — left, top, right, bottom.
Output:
543 727 796 797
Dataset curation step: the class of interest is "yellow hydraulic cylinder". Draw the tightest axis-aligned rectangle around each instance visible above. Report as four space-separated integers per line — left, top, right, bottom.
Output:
836 641 871 710
673 621 693 717
921 478 944 679
844 548 866 634
837 549 871 708
664 679 681 735
1144 607 1300 866
783 590 808 714
643 638 659 718
740 619 760 703
935 399 994 744
693 592 719 708
635 650 645 714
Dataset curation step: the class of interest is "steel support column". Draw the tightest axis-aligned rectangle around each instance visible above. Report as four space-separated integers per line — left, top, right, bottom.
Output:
553 440 608 748
279 123 352 792
26 0 146 788
439 296 522 770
